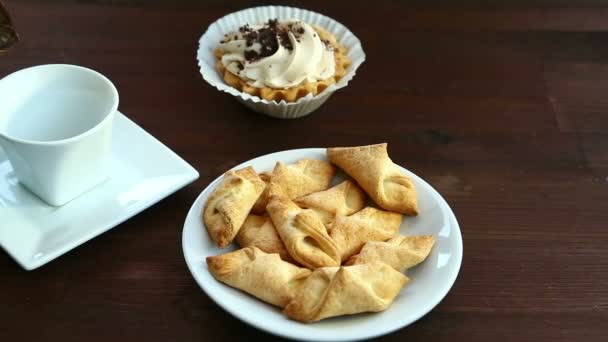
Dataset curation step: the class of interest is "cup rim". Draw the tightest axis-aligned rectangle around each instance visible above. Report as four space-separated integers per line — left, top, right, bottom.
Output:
0 64 119 146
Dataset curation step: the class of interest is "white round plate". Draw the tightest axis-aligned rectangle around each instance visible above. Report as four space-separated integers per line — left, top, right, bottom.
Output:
182 148 463 341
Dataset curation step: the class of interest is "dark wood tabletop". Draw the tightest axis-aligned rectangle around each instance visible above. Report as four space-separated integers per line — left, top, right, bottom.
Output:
1 0 607 341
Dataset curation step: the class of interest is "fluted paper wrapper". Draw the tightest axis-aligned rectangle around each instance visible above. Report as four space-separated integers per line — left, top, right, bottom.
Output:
197 6 366 119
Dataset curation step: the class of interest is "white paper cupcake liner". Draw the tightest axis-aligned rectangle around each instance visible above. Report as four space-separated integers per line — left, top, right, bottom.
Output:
196 6 366 119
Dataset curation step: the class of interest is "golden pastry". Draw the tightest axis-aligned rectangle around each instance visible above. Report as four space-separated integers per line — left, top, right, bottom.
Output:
327 143 418 215
266 195 340 269
203 167 265 248
267 159 336 200
235 214 294 263
215 19 351 102
283 262 408 322
294 180 366 226
207 247 311 308
346 235 436 272
329 207 402 261
251 172 272 214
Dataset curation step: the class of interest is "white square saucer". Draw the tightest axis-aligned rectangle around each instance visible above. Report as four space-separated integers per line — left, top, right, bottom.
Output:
0 112 199 270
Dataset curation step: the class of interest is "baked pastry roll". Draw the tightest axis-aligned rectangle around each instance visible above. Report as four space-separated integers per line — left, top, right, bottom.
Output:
329 207 402 261
283 262 408 322
267 195 341 269
203 167 265 248
346 235 436 272
251 172 272 214
235 214 294 263
268 159 336 200
294 180 366 226
207 247 311 308
327 143 418 215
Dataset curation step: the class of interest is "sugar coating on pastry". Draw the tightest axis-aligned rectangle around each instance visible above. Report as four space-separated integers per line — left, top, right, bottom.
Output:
207 247 311 308
203 167 265 248
328 143 419 215
214 19 351 102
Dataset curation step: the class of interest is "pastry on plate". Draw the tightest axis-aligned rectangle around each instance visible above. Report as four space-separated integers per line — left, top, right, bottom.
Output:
346 235 436 272
329 207 403 261
266 159 336 200
214 19 351 102
235 214 294 263
283 262 408 322
327 143 419 215
203 167 265 248
251 172 272 214
294 180 366 226
267 195 340 269
207 247 311 308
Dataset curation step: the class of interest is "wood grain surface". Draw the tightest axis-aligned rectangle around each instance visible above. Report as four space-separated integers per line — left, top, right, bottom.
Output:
0 1 607 341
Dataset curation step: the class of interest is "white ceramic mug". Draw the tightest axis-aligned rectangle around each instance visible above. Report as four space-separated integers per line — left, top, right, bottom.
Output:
0 64 119 206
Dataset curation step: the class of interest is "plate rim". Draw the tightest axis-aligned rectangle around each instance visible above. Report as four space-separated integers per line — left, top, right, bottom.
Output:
182 147 463 341
0 111 200 270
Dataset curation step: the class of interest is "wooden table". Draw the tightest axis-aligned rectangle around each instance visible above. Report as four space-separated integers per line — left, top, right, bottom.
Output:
1 1 607 341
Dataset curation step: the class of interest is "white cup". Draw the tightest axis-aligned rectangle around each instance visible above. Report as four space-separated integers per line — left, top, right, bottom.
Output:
0 64 119 206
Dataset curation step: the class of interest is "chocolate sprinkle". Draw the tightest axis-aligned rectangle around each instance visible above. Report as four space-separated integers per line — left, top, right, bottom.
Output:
244 50 259 61
226 19 315 62
278 31 293 51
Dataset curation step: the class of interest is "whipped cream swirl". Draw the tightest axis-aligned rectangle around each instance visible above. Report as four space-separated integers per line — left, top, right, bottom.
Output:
218 19 336 89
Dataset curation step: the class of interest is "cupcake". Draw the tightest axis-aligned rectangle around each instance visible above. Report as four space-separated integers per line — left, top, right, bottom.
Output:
214 19 351 103
197 6 365 119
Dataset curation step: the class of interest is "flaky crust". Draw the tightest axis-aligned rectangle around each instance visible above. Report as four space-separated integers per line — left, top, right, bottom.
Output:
283 262 408 322
206 247 311 307
294 180 366 226
329 207 403 261
251 172 272 214
235 214 295 263
327 143 419 215
203 167 265 248
267 159 336 200
346 235 436 272
214 26 351 103
267 195 340 269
